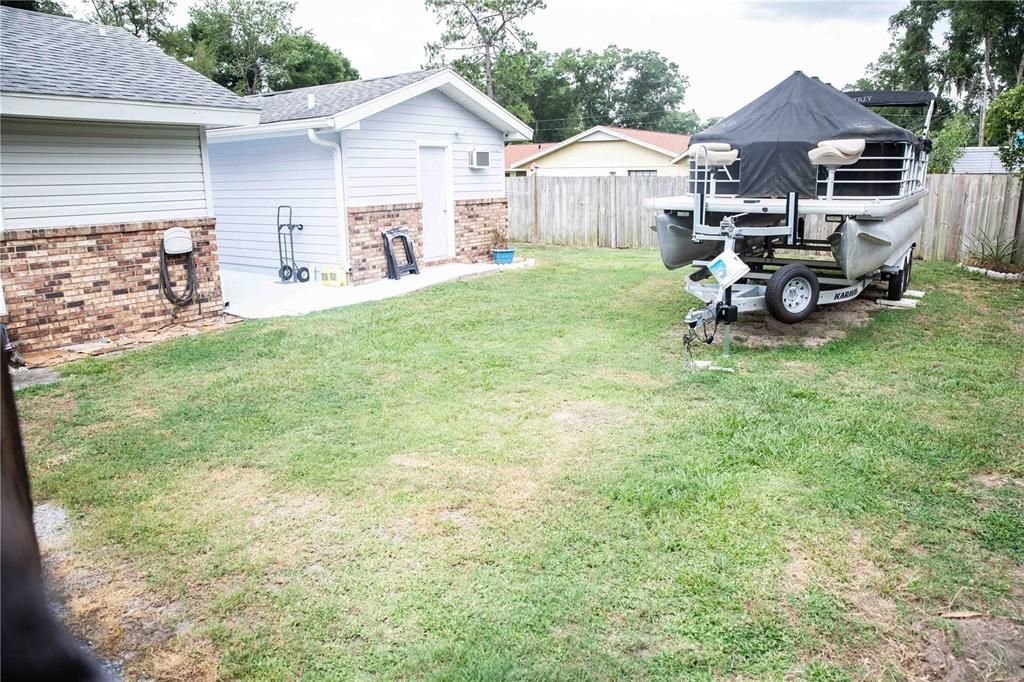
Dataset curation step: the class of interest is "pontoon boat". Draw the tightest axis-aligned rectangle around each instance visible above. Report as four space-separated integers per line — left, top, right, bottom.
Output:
647 72 934 325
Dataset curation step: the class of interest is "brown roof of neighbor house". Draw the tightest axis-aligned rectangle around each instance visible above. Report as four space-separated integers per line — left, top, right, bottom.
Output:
603 127 691 155
505 142 554 169
506 126 692 169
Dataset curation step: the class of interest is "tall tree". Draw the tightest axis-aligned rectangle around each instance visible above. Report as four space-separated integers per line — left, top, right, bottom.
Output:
268 33 359 91
89 0 175 43
166 0 358 95
424 0 546 100
859 1 1024 143
0 0 69 15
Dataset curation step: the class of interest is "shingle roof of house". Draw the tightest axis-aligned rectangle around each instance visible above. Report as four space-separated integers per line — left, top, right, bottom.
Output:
508 125 692 169
505 143 555 169
604 127 691 155
951 146 1010 174
244 70 444 124
0 6 255 110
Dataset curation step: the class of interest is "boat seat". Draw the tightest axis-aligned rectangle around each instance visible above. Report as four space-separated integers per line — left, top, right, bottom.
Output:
808 138 865 166
684 143 738 166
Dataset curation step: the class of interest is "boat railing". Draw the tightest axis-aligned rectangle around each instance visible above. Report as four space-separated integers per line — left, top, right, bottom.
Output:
688 141 929 202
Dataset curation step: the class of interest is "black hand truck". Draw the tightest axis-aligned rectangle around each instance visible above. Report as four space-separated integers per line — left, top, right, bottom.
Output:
277 205 310 283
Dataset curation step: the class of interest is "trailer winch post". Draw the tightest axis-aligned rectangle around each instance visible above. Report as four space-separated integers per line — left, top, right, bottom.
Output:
722 285 732 358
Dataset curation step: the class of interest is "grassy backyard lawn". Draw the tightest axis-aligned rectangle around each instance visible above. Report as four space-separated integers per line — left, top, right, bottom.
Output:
17 246 1024 680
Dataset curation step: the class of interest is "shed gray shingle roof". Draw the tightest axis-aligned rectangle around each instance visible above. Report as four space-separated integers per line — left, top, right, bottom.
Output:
0 6 255 111
244 70 444 124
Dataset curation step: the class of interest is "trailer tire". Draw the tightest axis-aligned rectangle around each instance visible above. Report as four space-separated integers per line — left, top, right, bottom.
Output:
766 264 819 323
887 270 903 301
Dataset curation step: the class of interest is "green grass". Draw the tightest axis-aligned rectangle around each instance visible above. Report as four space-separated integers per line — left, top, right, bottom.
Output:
18 246 1024 680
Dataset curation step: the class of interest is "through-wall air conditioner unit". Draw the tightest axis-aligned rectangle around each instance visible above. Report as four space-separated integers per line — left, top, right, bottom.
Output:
469 149 490 169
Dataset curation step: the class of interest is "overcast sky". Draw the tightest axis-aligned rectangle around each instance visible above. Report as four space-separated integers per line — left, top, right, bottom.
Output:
166 0 907 122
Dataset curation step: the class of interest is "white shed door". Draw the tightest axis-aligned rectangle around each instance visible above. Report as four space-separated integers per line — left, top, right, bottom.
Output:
419 146 451 259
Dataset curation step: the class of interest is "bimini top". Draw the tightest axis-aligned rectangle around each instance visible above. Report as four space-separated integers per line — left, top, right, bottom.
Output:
689 71 918 198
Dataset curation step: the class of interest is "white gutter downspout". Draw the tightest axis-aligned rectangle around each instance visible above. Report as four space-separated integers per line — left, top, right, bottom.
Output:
307 128 351 275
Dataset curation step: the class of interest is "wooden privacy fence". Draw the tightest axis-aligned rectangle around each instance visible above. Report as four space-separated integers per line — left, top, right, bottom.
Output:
507 174 1023 263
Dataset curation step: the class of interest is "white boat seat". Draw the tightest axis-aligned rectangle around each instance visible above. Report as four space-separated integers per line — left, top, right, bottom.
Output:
684 144 738 166
808 138 865 166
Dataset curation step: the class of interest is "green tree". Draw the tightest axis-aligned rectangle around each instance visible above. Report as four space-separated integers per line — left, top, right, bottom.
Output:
985 85 1024 177
89 0 175 43
424 0 546 100
0 0 69 15
927 111 976 173
546 46 689 136
616 49 689 130
268 33 359 91
858 1 1024 142
167 0 358 95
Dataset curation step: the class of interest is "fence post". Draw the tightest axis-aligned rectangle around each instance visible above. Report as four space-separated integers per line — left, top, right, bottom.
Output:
612 174 618 249
530 173 539 243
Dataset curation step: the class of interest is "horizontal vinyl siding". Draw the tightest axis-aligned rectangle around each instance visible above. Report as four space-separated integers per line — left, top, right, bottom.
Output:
0 117 210 229
341 90 505 207
208 134 340 272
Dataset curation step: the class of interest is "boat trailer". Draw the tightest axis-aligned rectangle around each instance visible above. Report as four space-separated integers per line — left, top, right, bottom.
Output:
677 211 914 359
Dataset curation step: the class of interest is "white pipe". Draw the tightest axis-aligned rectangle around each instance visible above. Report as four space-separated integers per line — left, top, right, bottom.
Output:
307 128 351 274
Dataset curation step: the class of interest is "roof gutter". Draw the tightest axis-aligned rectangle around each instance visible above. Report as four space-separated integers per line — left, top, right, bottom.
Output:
306 127 351 276
208 116 334 142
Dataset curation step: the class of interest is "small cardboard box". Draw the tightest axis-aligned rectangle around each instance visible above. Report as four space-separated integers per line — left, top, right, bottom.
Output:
318 265 346 287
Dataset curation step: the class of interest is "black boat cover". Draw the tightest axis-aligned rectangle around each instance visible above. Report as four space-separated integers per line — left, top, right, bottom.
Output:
689 71 918 198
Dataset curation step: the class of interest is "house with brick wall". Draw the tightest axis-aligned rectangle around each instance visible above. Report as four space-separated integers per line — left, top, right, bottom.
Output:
206 69 532 285
0 6 259 357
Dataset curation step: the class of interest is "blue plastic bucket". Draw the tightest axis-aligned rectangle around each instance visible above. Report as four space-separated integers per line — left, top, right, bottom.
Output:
492 248 515 265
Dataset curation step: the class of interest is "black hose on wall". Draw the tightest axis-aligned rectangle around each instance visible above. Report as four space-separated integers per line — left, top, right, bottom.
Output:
159 242 199 310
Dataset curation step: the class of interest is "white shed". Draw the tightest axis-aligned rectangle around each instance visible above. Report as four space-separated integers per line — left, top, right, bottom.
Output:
207 69 532 284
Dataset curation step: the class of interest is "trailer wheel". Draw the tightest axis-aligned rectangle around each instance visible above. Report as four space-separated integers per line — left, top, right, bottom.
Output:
766 264 819 323
887 254 912 301
886 270 903 301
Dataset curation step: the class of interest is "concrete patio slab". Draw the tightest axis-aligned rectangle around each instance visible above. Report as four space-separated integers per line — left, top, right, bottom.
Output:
221 260 534 320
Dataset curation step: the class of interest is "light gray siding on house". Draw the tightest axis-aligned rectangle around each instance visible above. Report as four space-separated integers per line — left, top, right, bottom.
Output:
341 90 505 207
0 117 210 229
951 147 1009 174
208 133 340 271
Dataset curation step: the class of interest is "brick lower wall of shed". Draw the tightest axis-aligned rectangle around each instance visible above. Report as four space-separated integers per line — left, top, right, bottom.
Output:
0 217 223 356
455 198 507 262
345 198 507 285
346 203 424 285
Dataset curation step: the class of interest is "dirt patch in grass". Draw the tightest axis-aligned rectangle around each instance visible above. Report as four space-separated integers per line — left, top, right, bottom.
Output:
913 617 1024 681
783 546 814 594
390 454 431 468
19 393 77 458
844 530 899 628
974 472 1024 490
35 503 219 681
595 368 667 388
552 400 635 430
730 299 879 349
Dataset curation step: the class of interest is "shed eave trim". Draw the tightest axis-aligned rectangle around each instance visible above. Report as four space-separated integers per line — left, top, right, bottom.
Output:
0 92 261 126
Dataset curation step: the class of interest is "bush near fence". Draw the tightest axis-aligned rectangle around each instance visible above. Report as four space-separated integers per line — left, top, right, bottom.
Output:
506 174 1023 263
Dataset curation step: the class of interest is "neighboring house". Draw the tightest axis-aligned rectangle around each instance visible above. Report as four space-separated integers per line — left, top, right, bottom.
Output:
506 126 691 176
0 7 259 356
505 143 553 176
206 69 532 284
952 146 1010 174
